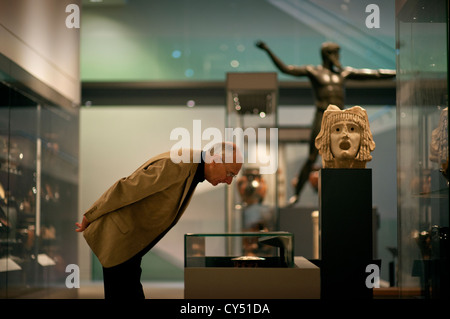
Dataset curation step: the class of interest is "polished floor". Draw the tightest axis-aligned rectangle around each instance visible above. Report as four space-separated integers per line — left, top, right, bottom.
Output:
77 281 398 299
10 279 403 299
78 281 184 299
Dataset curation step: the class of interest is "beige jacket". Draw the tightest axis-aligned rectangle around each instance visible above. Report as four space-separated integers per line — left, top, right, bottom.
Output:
83 150 201 268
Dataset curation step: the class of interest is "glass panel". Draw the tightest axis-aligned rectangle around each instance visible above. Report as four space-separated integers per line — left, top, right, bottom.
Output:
39 105 79 291
185 232 294 268
396 0 448 299
0 84 9 298
225 73 279 234
0 84 39 298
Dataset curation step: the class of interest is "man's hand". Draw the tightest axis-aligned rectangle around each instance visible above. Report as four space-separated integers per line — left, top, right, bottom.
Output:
75 216 90 232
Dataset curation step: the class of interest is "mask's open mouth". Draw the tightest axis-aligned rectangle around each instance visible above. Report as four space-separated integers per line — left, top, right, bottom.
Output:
339 140 351 150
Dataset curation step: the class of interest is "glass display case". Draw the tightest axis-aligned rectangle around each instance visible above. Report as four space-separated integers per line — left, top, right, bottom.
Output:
396 0 449 299
184 232 320 299
225 73 279 234
185 232 294 268
0 81 79 298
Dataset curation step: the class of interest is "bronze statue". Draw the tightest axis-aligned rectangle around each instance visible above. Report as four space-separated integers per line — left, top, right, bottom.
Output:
256 41 395 204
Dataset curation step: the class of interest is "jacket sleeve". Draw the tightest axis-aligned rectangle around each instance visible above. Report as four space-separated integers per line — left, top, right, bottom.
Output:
84 158 189 222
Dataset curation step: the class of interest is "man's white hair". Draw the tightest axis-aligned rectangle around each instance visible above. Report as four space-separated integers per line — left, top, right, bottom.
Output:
203 142 243 164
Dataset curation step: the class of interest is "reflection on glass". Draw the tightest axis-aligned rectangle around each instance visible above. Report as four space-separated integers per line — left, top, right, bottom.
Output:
237 168 274 234
396 0 448 299
429 107 448 183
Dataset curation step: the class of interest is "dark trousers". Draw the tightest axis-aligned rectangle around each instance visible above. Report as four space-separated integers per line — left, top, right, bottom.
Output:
102 253 146 299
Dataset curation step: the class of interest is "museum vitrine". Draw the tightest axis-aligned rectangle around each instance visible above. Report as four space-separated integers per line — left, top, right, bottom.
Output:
396 0 449 299
225 73 279 234
185 232 294 268
184 232 321 299
0 81 79 298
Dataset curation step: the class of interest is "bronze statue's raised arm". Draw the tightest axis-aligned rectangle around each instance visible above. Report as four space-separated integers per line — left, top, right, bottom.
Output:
342 67 396 80
256 41 308 77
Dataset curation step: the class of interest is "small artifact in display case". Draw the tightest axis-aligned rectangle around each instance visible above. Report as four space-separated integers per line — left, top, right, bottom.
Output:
231 256 265 268
315 104 375 169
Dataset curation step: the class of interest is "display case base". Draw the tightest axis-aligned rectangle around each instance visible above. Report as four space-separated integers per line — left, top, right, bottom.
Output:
184 256 319 299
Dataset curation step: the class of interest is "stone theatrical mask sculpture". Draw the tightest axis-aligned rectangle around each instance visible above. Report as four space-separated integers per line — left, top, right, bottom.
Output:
315 105 375 168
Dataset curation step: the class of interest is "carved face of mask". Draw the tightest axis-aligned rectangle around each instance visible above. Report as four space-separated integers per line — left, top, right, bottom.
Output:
330 121 361 161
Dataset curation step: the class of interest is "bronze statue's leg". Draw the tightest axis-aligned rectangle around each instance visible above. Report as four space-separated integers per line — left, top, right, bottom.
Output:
294 147 319 196
290 110 323 204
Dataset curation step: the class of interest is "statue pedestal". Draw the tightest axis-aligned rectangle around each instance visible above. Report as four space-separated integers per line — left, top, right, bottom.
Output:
318 168 375 299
